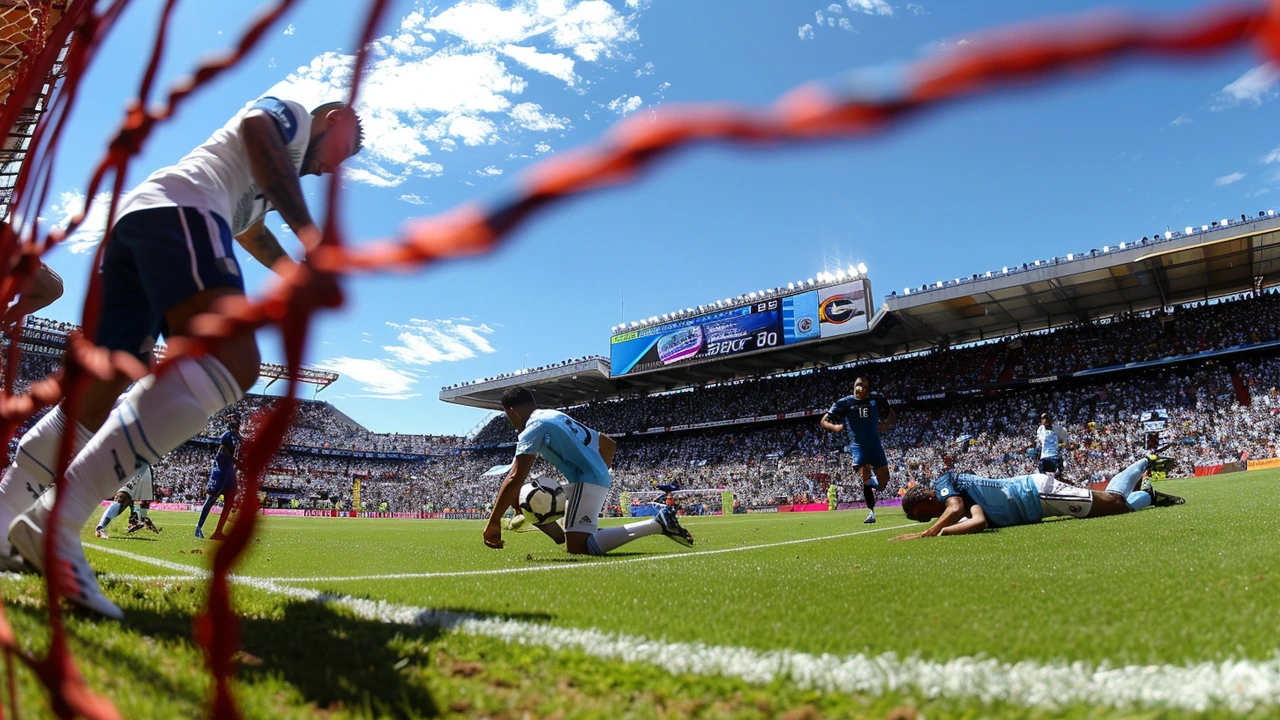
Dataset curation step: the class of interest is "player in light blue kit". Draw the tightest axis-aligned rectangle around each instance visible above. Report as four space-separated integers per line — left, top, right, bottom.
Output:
484 387 693 555
893 453 1183 539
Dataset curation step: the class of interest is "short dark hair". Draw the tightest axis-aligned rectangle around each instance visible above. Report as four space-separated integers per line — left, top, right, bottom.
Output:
901 484 933 521
501 387 536 409
854 376 870 387
311 101 365 154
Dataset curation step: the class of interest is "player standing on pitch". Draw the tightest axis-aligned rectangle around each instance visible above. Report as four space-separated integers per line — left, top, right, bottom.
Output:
821 376 898 524
94 462 161 538
196 416 241 540
1034 412 1069 477
0 96 362 618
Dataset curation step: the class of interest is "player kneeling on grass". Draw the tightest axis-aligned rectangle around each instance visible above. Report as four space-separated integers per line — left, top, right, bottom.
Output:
893 452 1183 540
95 464 161 538
484 387 693 555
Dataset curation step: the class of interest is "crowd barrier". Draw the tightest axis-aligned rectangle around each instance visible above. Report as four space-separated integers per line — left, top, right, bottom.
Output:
1247 457 1280 471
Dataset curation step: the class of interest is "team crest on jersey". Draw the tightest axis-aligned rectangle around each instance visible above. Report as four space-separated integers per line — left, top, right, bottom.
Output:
939 489 950 497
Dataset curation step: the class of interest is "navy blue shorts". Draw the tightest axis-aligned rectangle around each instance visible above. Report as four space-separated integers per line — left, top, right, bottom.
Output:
97 206 244 361
207 470 236 498
848 443 888 469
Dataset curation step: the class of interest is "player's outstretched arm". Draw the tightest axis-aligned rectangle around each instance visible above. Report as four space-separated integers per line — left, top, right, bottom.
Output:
234 218 296 274
598 433 617 468
242 110 320 251
921 496 968 538
819 414 845 433
937 503 987 536
484 454 535 548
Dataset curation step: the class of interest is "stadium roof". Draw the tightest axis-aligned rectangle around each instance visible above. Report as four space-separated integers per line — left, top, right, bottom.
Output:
439 357 614 410
441 213 1280 408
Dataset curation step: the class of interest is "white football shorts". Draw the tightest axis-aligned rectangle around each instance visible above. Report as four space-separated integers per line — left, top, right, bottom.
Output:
1033 473 1091 519
562 481 609 535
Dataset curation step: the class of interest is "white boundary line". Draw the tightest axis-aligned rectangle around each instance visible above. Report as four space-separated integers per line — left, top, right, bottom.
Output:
236 523 914 583
82 543 1280 712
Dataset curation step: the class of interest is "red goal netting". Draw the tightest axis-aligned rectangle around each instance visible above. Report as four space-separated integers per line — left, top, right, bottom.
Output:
1 0 1278 717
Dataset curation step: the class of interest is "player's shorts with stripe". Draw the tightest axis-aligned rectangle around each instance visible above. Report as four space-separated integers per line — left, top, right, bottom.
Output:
848 442 888 469
562 479 610 535
118 470 154 503
97 206 244 361
207 469 236 498
1033 474 1091 518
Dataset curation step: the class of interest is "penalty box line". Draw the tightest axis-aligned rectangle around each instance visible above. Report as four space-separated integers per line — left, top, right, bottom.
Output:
82 541 1280 714
86 522 911 584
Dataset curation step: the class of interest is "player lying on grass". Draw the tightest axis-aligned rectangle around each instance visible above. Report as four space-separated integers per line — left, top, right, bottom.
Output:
484 387 694 555
95 463 161 538
893 453 1182 540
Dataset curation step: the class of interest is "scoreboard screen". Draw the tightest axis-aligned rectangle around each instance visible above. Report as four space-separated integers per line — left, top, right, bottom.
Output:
610 279 871 377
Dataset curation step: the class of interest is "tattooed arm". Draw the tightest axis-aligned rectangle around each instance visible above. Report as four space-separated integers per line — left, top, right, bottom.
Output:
234 218 296 274
241 109 321 253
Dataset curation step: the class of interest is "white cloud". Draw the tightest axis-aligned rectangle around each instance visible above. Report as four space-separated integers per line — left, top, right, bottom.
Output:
283 23 295 36
1215 172 1246 186
317 357 420 399
848 0 893 15
534 141 552 154
607 95 643 115
1262 147 1280 164
399 193 427 205
384 318 496 366
509 102 569 131
635 61 654 78
798 24 815 40
1247 187 1271 198
474 165 504 176
1212 64 1280 109
269 0 646 187
47 190 112 254
827 3 844 13
1171 114 1192 127
906 3 926 15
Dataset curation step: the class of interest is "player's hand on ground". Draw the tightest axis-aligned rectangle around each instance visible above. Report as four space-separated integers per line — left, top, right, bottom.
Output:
890 532 924 541
483 522 504 549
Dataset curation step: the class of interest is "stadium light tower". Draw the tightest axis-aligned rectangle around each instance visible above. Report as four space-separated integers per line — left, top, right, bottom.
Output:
858 262 868 275
787 282 794 290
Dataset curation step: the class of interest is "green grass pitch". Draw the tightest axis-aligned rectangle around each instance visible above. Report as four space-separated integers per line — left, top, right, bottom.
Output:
1 470 1278 718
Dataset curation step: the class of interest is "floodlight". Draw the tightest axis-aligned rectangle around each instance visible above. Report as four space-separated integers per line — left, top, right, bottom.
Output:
1221 219 1229 226
1165 231 1173 239
787 282 794 290
1185 227 1193 234
1002 266 1008 273
1202 225 1209 231
858 263 868 274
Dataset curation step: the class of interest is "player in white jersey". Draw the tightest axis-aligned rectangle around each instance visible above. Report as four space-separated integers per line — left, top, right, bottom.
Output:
484 387 694 555
1034 413 1069 475
1 96 362 617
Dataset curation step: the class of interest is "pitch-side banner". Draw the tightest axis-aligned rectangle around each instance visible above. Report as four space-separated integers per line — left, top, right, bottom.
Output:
609 279 871 376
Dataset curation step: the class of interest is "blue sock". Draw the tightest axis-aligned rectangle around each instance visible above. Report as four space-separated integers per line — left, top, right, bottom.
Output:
97 502 121 530
1126 491 1153 511
197 496 217 531
586 535 606 556
1105 458 1148 497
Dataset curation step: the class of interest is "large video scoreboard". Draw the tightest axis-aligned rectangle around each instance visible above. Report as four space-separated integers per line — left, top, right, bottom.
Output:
609 279 872 377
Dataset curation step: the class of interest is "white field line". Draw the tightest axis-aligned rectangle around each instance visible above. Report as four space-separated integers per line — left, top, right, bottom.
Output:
245 523 915 583
83 544 1280 713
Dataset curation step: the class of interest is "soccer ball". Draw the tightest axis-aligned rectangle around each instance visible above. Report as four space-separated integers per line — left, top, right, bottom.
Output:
519 477 566 524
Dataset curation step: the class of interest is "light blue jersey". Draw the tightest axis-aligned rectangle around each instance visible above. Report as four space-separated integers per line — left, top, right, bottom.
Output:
933 472 1045 528
515 409 611 487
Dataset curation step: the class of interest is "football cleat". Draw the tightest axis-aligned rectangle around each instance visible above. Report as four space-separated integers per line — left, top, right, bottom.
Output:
863 512 877 524
1153 489 1186 507
126 519 145 535
1145 453 1178 474
194 528 205 539
144 518 161 534
655 507 694 548
8 496 123 619
94 527 109 539
507 513 527 532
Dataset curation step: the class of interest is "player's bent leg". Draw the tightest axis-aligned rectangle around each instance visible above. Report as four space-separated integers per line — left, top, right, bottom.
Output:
1085 491 1134 517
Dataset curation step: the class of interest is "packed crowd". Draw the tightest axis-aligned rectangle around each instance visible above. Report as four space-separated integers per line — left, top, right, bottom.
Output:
469 289 1280 444
4 296 1278 515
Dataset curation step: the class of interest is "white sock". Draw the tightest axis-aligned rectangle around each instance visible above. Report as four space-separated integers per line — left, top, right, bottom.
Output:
0 406 93 549
49 356 241 537
589 519 663 554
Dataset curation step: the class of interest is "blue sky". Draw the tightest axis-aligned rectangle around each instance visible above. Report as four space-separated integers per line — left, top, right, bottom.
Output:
30 0 1280 436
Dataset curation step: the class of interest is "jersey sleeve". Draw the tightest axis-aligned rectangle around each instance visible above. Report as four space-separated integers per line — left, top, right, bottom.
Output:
827 398 847 418
247 96 304 144
515 423 546 457
933 472 958 501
